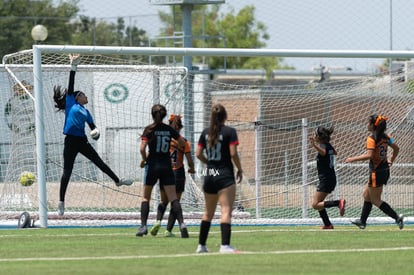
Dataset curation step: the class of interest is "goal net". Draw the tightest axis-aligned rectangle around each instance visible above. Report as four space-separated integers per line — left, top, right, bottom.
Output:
1 46 414 228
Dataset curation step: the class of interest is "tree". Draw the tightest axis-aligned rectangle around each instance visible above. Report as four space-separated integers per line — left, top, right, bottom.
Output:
158 5 292 76
0 0 155 62
71 16 159 63
0 0 79 59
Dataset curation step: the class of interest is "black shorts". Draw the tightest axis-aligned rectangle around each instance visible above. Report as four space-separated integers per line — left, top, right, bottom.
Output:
144 162 175 187
173 167 185 193
369 168 390 188
161 167 186 193
316 175 337 193
203 167 235 194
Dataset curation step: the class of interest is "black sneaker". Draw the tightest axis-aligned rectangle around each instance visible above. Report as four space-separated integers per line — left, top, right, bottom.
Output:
397 214 404 230
136 226 148 237
351 219 366 229
180 223 189 238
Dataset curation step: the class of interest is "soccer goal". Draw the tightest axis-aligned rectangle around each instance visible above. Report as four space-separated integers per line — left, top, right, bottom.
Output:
1 45 414 228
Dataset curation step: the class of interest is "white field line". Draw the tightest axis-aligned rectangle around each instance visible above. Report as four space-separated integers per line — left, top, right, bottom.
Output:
1 246 414 262
0 227 413 239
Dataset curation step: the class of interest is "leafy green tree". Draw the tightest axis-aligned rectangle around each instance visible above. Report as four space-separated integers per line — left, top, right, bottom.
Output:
71 16 160 63
0 0 155 62
0 0 79 59
158 5 292 76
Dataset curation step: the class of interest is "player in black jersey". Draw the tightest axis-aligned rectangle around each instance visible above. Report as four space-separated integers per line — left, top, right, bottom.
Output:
310 126 345 229
195 104 243 253
136 104 189 238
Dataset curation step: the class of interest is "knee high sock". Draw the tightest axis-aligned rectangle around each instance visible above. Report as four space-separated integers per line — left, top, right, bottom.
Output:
221 223 231 246
166 209 176 231
140 201 149 226
324 200 340 208
318 209 331 226
156 202 167 221
59 168 72 202
379 201 399 221
361 201 372 224
171 199 184 225
199 220 211 246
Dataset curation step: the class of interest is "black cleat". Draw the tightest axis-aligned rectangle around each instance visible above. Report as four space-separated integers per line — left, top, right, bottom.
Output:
397 214 404 230
180 223 189 238
351 219 366 229
136 226 148 237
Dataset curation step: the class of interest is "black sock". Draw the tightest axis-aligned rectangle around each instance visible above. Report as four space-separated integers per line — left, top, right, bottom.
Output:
379 201 399 221
140 201 149 226
166 209 176 231
360 201 372 224
156 202 167 221
318 209 331 226
171 199 184 225
199 220 211 246
324 200 339 208
221 223 231 246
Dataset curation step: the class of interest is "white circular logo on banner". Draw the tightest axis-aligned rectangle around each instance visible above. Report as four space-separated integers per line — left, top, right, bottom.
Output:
104 83 129 103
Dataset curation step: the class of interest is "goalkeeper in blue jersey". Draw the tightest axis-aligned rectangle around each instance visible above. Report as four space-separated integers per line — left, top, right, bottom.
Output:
53 54 133 216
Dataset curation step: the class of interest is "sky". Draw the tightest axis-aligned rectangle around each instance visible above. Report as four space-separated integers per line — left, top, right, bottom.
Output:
74 0 414 72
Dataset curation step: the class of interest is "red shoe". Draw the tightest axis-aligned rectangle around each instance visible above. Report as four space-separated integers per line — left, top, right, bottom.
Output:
339 199 346 216
322 225 334 230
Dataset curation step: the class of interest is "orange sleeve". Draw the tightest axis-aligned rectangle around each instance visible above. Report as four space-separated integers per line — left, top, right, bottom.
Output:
366 136 375 150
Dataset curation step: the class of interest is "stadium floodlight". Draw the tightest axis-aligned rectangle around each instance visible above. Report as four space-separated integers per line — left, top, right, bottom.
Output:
31 25 48 43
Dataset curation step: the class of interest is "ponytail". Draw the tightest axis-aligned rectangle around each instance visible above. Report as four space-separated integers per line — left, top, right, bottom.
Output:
53 85 67 111
208 104 227 147
143 104 167 137
370 114 388 142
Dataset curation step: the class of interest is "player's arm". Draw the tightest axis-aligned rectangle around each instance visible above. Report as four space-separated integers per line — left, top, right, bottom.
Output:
230 143 243 183
67 54 80 95
176 135 186 148
140 138 148 168
345 149 374 163
311 141 327 156
185 152 195 174
388 142 399 166
195 144 208 165
85 111 100 140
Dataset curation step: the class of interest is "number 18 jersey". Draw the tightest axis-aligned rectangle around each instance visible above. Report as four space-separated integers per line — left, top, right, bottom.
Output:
197 125 239 170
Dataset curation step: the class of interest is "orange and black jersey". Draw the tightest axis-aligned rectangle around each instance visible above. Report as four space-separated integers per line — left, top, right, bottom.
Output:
170 138 191 171
366 133 393 171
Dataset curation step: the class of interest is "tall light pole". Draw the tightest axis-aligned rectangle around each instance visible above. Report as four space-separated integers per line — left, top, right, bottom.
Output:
31 24 48 44
389 0 393 93
31 24 48 227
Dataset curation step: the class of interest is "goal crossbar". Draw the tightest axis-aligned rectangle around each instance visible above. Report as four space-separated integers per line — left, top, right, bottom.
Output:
30 45 414 59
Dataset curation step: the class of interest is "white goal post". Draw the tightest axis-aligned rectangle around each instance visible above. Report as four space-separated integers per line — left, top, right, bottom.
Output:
2 45 414 228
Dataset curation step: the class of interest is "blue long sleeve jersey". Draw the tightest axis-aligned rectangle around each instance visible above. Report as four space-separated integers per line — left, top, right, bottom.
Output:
63 70 94 137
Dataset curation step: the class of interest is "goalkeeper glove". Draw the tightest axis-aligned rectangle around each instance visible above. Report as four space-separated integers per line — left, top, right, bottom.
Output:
90 128 100 140
70 54 81 71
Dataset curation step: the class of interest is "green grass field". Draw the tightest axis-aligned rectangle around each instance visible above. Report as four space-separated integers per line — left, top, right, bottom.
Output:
0 225 413 275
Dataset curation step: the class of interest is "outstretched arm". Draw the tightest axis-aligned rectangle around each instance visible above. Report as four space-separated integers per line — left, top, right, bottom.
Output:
68 54 80 95
345 149 374 163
